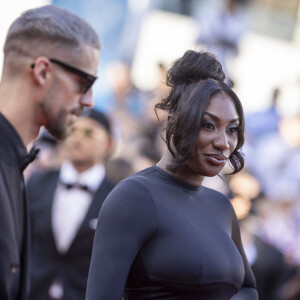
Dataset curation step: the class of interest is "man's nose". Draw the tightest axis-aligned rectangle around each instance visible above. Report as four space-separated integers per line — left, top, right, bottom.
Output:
80 88 94 108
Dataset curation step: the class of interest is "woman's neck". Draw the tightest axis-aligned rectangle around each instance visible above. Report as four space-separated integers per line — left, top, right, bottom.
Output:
156 151 204 188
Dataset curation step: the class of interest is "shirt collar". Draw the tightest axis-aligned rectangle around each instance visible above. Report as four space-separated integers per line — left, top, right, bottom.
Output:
0 113 37 171
59 161 105 192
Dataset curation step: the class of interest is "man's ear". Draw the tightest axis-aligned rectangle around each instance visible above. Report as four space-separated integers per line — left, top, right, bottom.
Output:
31 56 52 86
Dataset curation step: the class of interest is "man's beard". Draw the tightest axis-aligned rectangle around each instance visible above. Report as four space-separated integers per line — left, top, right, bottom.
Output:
39 99 69 140
47 108 68 140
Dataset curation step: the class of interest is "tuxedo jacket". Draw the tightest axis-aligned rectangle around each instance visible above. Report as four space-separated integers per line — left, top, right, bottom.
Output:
0 113 30 300
26 169 115 300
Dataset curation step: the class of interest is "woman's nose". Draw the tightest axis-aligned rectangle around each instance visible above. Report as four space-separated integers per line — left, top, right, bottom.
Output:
214 131 230 150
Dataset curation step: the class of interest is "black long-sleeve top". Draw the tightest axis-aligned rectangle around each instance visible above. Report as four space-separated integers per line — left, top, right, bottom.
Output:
86 166 257 300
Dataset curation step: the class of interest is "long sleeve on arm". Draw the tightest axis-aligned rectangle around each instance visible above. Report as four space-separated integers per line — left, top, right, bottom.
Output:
230 207 258 300
85 178 157 300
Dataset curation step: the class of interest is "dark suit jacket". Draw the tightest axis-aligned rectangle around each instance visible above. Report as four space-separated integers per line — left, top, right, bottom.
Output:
26 169 115 300
251 235 291 300
0 113 30 300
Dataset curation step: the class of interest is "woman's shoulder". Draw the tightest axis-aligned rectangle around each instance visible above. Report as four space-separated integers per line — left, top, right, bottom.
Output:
201 184 228 196
200 186 234 221
100 167 159 226
116 166 159 188
105 166 158 200
201 185 232 205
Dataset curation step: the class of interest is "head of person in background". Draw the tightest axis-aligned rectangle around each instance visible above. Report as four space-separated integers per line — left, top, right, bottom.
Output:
64 108 113 174
156 50 245 185
0 5 101 145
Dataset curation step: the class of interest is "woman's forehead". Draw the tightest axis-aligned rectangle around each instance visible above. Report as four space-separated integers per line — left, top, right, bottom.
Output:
204 94 239 120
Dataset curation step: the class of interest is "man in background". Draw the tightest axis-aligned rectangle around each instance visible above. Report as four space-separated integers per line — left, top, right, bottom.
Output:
27 109 115 300
0 5 100 299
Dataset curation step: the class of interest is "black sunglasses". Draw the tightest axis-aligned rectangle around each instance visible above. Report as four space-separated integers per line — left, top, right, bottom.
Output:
31 58 98 93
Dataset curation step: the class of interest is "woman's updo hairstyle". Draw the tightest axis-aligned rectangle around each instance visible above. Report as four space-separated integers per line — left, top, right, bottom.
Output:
155 50 244 174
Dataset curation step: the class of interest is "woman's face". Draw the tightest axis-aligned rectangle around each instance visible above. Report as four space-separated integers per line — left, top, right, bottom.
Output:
185 92 240 180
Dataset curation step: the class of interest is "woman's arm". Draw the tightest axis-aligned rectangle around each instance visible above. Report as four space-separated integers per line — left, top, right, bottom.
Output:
230 207 258 300
85 178 157 300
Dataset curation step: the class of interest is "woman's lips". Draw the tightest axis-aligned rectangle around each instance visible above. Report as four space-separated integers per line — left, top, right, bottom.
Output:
205 154 227 166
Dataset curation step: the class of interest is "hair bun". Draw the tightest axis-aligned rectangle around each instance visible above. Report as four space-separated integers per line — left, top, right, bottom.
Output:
167 50 225 86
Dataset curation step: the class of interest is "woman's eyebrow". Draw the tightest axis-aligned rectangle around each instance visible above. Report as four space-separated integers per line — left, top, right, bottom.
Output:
204 112 240 123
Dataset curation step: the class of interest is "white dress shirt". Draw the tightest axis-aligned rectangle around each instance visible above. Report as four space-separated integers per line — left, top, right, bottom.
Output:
52 161 105 254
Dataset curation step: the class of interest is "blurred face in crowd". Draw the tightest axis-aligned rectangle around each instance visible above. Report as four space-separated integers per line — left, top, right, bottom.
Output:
39 44 99 139
64 116 112 171
181 93 239 183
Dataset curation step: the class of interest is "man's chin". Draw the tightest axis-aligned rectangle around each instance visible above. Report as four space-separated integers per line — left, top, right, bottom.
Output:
57 117 79 140
51 132 66 141
47 127 67 141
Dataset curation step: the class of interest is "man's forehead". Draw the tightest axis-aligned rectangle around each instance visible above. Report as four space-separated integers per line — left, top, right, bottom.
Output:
77 43 99 75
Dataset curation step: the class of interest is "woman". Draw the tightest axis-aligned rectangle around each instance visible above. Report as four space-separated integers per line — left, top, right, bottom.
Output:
86 50 258 299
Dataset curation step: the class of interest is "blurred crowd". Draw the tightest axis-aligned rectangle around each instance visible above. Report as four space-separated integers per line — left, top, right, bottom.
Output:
25 0 300 299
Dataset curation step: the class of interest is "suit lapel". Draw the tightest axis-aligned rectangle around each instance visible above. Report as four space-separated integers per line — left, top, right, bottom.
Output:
66 178 112 253
44 172 61 255
1 160 28 299
0 162 23 247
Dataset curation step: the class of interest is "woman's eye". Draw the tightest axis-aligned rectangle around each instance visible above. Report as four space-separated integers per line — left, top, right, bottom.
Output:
202 122 215 130
227 127 239 134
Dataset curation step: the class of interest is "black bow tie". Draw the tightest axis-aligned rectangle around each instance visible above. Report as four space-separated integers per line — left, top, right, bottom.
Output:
21 147 40 171
60 181 91 193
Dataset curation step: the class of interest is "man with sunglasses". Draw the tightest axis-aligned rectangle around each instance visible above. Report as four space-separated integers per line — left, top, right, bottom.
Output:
27 109 115 300
0 5 100 300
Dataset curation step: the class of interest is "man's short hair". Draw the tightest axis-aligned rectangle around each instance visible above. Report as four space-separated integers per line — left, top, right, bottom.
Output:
3 5 100 59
